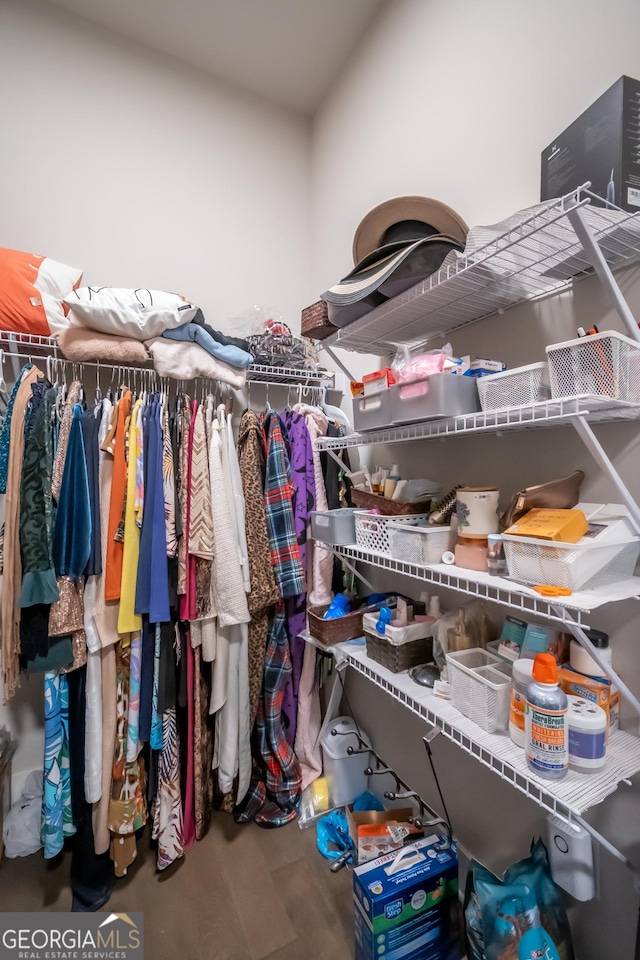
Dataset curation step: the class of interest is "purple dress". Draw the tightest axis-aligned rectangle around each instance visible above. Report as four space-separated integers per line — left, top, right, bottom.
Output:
281 410 316 746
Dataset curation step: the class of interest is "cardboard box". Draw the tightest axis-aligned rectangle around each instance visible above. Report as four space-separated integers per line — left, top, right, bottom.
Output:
362 367 395 395
347 807 423 864
504 508 588 543
353 835 460 960
541 76 640 212
559 666 619 739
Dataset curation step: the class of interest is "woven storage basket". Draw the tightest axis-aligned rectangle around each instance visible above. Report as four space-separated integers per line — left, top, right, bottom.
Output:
301 300 338 341
350 488 433 516
307 604 366 645
354 511 430 554
365 632 433 673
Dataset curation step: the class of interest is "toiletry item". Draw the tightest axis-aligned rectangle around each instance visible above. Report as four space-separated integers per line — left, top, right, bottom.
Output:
371 471 381 494
509 657 535 747
487 534 507 576
456 487 500 539
525 653 568 780
394 598 410 626
570 630 611 678
441 551 455 565
392 479 408 501
447 608 473 652
567 696 607 773
429 596 441 618
323 593 350 620
383 478 397 498
558 667 619 739
380 468 390 485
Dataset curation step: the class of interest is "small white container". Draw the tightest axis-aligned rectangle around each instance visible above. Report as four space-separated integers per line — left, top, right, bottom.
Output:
320 716 371 807
509 658 534 748
362 613 434 645
567 696 607 774
477 362 551 411
570 631 612 677
388 524 454 564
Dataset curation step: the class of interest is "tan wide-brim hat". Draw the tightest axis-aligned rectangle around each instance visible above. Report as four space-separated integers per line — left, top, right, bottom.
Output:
352 196 469 265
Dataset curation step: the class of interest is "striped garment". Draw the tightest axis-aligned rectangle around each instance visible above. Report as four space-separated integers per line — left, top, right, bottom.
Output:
262 411 305 598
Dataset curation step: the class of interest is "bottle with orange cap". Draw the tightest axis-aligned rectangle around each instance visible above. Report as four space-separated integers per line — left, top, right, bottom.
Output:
524 653 569 780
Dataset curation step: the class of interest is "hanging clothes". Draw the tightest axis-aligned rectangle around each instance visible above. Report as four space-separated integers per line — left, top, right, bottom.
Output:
135 398 170 624
262 410 305 599
295 405 333 606
51 380 82 502
235 607 302 827
280 409 316 746
105 390 132 601
93 399 121 650
42 670 75 858
152 703 184 871
2 365 42 700
0 361 33 494
118 399 143 634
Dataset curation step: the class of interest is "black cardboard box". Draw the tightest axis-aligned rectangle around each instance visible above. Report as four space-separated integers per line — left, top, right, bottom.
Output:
541 76 640 211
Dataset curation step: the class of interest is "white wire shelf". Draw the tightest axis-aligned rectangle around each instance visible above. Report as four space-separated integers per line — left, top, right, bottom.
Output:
318 542 640 628
316 396 640 449
342 643 640 820
323 188 640 356
0 330 333 388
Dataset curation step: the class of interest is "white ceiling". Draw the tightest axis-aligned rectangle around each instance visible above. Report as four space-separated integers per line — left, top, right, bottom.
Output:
44 0 385 115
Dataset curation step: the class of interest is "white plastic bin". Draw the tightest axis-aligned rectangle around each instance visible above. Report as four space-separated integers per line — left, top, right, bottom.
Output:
390 374 480 424
354 511 430 555
320 717 371 807
502 534 640 591
545 330 640 404
477 362 551 411
446 648 513 733
352 390 393 432
388 524 454 564
311 509 359 546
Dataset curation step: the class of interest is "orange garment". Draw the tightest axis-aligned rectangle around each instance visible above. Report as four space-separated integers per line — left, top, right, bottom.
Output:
105 391 132 600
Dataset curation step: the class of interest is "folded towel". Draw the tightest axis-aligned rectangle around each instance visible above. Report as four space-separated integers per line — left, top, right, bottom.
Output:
56 326 149 364
163 321 253 368
145 338 246 389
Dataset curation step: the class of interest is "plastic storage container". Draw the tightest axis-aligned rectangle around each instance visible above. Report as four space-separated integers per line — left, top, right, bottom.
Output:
477 362 551 411
320 716 371 806
388 524 454 564
311 508 359 546
545 330 640 404
354 510 430 555
446 648 513 733
363 613 434 673
501 533 640 591
509 657 535 747
353 389 393 432
390 373 480 425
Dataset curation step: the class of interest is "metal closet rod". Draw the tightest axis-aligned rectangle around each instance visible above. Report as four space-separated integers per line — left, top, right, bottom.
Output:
0 348 326 403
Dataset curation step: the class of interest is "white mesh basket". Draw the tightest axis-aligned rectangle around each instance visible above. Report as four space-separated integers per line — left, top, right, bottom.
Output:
477 362 551 411
502 534 640 591
446 648 513 733
388 524 454 564
354 511 429 555
545 330 640 403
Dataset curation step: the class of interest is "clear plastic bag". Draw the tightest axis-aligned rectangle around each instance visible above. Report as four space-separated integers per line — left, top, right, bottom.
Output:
3 770 43 858
391 342 453 384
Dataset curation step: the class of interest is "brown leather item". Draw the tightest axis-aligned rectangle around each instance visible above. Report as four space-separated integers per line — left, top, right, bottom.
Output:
500 470 585 530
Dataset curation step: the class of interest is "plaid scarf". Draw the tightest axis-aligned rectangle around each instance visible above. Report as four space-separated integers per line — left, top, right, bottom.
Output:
262 411 305 598
234 606 302 827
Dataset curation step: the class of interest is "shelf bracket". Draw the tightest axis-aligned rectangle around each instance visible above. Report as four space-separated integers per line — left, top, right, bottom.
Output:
571 415 640 535
324 545 376 593
565 204 640 343
322 344 360 385
553 604 640 718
